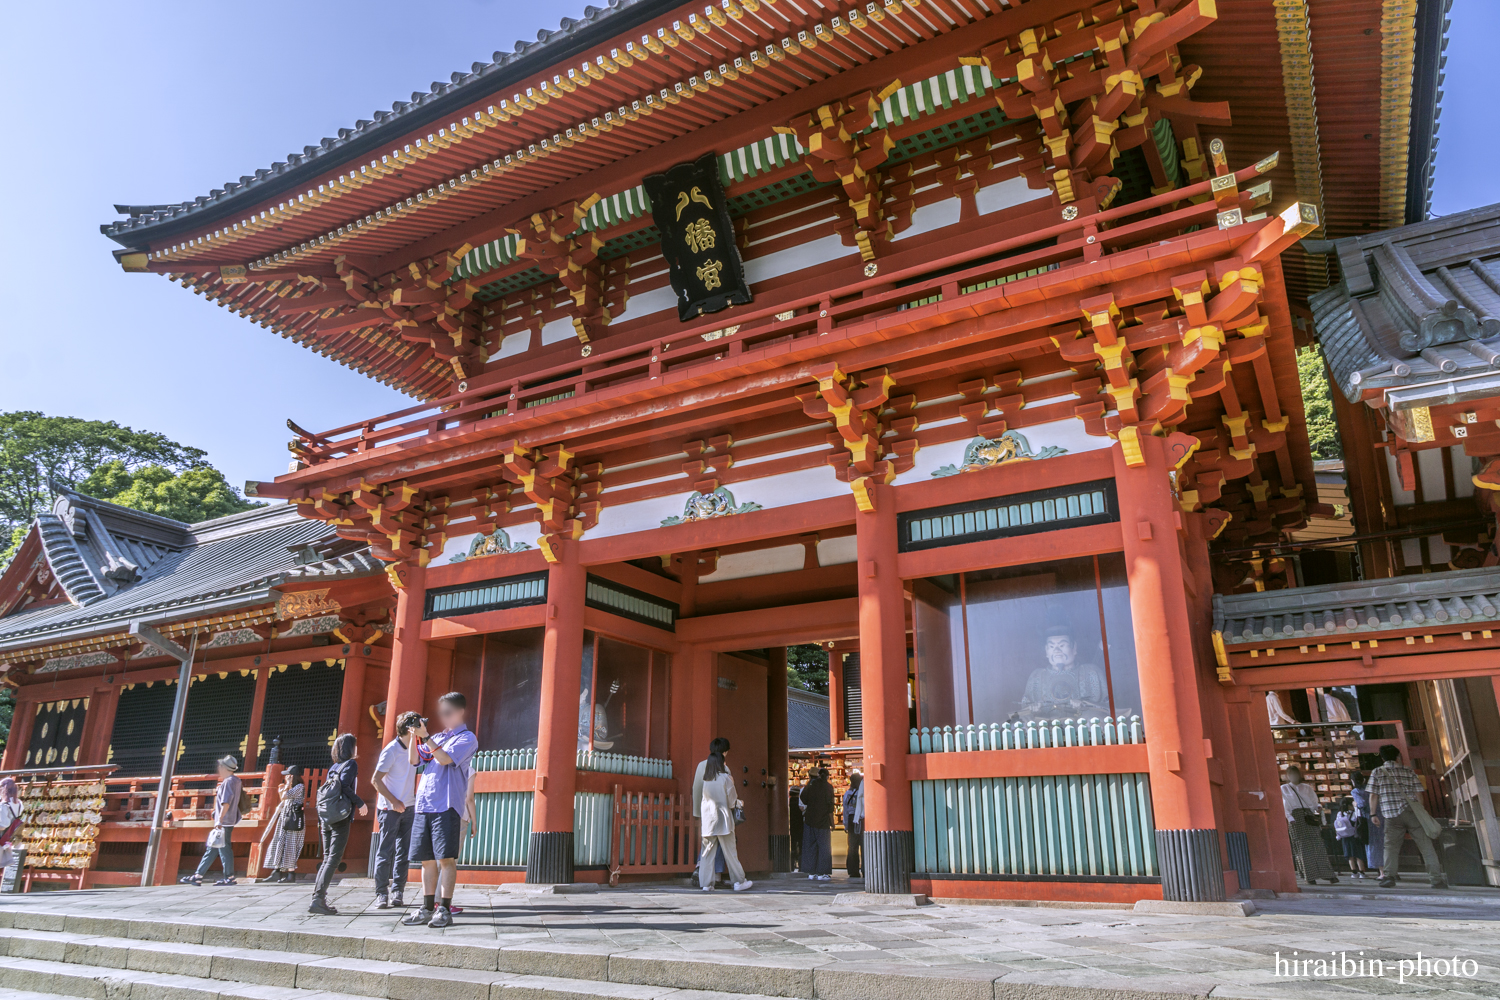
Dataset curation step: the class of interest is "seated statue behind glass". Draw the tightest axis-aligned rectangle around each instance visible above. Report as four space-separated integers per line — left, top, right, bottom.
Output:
1017 626 1109 720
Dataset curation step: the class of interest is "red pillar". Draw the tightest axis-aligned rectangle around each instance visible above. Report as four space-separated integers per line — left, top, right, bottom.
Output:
827 652 845 743
528 545 585 883
1112 436 1223 901
384 563 428 726
854 480 914 894
244 664 271 770
767 646 791 871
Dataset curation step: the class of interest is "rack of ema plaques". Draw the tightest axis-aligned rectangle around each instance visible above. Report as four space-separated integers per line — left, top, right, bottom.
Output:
460 751 677 870
907 717 1158 882
12 775 106 890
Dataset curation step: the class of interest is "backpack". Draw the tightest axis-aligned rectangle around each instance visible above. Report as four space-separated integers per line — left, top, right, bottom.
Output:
237 785 254 817
317 767 352 824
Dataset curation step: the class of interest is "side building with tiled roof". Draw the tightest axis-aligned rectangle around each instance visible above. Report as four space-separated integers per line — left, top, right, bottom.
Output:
0 487 396 889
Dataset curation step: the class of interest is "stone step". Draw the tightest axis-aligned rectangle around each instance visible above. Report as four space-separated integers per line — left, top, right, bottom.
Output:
0 987 95 1000
1 953 782 1000
0 907 1015 1000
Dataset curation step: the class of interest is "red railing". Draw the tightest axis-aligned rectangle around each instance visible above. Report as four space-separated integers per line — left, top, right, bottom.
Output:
609 788 699 884
285 157 1281 469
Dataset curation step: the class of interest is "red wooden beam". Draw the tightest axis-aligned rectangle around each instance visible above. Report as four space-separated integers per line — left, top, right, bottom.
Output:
907 743 1149 780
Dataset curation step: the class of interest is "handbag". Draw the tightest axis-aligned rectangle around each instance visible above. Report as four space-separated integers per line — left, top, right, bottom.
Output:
1406 795 1444 840
206 827 226 849
733 806 745 825
283 803 305 832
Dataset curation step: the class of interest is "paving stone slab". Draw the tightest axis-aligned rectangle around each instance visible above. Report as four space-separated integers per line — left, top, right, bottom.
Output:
607 951 822 998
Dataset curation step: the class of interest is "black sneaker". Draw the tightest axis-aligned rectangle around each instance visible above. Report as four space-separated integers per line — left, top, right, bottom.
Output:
1378 878 1397 888
374 893 390 909
308 898 338 915
401 908 434 926
428 906 452 928
1431 879 1450 889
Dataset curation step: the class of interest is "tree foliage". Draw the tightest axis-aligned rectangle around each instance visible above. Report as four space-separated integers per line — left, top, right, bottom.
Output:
787 643 829 694
0 412 258 564
79 462 258 525
0 687 11 756
1297 347 1344 461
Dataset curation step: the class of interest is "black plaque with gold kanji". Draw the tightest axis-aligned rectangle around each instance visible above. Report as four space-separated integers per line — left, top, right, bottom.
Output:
643 153 751 321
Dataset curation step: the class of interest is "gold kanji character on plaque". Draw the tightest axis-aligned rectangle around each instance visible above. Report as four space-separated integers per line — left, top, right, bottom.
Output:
684 218 716 254
696 259 725 291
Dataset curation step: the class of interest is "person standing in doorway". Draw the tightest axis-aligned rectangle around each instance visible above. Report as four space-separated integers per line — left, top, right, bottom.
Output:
799 767 835 881
371 711 421 908
403 692 478 928
788 782 804 872
843 772 863 879
1334 797 1367 878
692 737 753 892
309 734 368 914
258 766 306 883
1351 772 1383 876
1281 765 1338 885
181 755 243 886
1368 744 1448 889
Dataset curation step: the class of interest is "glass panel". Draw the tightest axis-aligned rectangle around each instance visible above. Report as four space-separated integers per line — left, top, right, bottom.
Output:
591 637 654 755
1096 552 1139 719
649 651 672 759
577 631 596 751
912 576 962 728
477 627 544 750
913 555 1142 727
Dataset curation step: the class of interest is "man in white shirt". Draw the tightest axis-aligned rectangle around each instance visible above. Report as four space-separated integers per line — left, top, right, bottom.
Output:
371 711 421 908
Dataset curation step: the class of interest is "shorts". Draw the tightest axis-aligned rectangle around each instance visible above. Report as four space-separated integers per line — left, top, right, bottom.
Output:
1340 836 1364 858
409 808 462 862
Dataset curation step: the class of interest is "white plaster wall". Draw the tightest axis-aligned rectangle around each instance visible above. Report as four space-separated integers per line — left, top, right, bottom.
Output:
495 330 530 359
897 416 1111 484
743 233 857 286
588 462 849 540
612 283 679 324
976 174 1047 216
699 544 806 583
817 535 858 567
541 317 577 345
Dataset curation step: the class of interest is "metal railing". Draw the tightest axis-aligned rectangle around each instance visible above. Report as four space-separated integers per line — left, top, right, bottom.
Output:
284 157 1279 469
910 717 1145 752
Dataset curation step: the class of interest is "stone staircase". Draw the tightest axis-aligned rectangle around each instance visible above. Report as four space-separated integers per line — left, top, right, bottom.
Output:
0 908 949 1000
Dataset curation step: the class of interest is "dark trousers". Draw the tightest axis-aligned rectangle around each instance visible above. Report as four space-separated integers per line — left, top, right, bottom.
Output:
802 825 832 876
374 808 415 896
313 818 351 899
790 825 803 870
846 830 863 877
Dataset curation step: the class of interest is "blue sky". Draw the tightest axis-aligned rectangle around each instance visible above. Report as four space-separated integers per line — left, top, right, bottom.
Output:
1 1 1496 494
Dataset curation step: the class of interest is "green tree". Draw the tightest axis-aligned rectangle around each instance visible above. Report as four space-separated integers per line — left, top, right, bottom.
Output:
787 643 829 694
79 462 258 524
1298 347 1344 461
0 412 258 564
0 686 12 756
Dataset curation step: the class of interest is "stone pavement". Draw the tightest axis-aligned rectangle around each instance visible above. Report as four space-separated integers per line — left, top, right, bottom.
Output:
2 873 1499 999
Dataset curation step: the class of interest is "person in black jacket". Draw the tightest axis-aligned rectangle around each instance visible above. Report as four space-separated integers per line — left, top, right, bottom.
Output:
788 784 804 872
309 733 368 914
799 768 835 880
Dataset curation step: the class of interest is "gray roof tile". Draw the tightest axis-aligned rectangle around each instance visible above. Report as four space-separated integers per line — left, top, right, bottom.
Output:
0 490 382 654
1213 567 1500 646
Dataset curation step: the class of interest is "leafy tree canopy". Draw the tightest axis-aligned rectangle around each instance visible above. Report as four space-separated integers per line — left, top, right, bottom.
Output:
787 643 829 694
1297 347 1344 461
79 462 259 525
0 412 258 564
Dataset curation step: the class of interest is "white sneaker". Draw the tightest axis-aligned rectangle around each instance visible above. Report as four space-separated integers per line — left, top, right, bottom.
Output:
700 885 713 892
808 874 817 880
733 880 754 892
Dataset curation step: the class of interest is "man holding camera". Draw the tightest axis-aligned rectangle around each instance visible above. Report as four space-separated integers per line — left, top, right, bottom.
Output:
371 711 421 909
402 692 478 928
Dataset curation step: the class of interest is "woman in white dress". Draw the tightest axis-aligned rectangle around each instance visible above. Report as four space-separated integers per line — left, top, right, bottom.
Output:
258 766 306 883
693 738 753 892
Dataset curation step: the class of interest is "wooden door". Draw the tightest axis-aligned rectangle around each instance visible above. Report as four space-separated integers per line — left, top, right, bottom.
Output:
715 652 770 872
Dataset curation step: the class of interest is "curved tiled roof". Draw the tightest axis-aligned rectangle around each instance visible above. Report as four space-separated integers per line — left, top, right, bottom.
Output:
100 0 677 248
0 496 384 655
1213 567 1500 646
1313 202 1500 406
